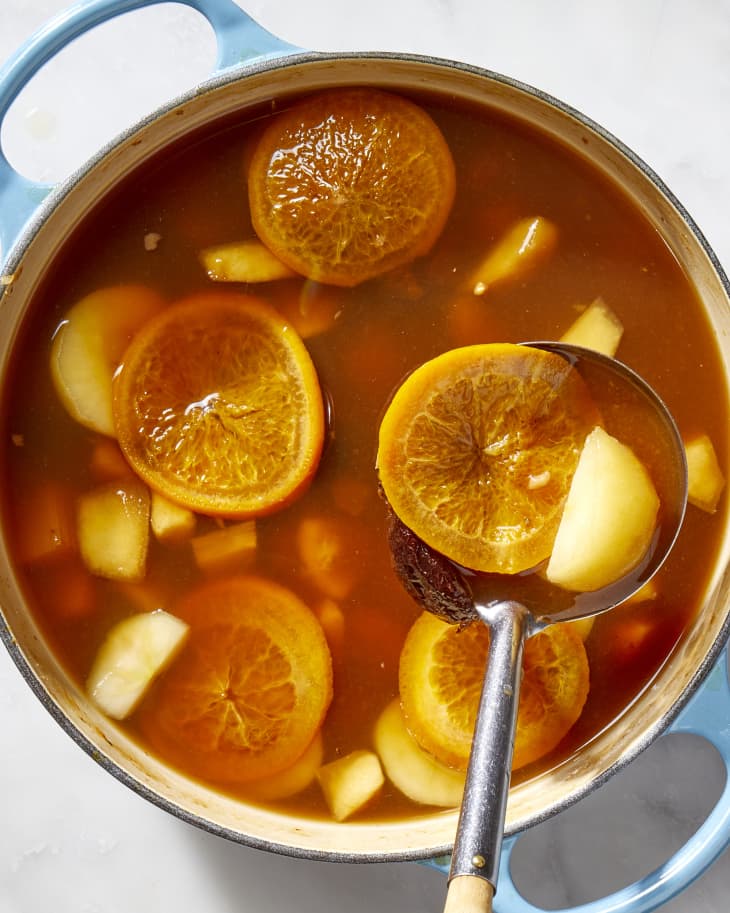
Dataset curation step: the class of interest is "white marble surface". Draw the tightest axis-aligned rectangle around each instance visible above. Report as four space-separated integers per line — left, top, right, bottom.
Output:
1 1 729 911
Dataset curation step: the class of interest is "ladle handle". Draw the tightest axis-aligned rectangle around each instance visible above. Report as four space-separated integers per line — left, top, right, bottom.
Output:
428 644 730 913
446 601 530 911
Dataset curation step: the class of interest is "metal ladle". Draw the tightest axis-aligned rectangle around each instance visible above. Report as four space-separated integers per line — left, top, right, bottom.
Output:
386 342 688 913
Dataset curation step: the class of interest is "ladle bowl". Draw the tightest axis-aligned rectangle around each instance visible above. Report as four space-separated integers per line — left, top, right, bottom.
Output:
386 342 689 913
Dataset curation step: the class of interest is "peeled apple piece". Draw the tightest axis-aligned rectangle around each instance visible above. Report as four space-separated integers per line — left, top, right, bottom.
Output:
77 479 150 581
199 240 296 283
50 285 165 436
559 298 624 357
248 734 324 801
546 427 660 592
469 216 557 295
87 610 189 719
316 750 385 821
685 433 726 513
150 491 197 544
374 699 465 807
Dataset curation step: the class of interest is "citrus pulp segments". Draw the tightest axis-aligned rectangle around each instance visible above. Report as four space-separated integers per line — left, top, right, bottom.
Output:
248 88 456 286
113 292 325 518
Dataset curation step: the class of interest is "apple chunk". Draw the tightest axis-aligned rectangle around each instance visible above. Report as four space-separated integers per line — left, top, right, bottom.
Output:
685 433 725 513
150 492 197 544
77 478 150 581
16 481 77 565
51 285 165 436
560 297 624 357
199 239 296 282
469 216 557 295
546 427 659 592
316 750 384 821
191 520 257 575
248 734 324 801
374 699 465 808
87 610 189 719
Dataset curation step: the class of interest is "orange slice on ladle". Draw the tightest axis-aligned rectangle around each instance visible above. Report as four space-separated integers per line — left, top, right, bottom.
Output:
377 342 601 574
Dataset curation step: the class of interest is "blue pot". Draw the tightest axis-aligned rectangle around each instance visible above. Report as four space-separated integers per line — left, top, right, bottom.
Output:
1 3 729 911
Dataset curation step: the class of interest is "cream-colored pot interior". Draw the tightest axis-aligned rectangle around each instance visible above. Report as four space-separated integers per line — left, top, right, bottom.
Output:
1 54 729 862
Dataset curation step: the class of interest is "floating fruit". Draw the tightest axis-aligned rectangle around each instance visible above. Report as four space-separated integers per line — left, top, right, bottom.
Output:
378 343 600 573
51 285 165 436
248 88 456 286
113 292 325 518
399 612 589 771
87 610 189 720
546 426 660 592
139 576 333 783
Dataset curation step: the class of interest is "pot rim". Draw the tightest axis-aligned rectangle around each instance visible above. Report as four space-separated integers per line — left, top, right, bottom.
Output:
4 46 729 294
1 46 729 864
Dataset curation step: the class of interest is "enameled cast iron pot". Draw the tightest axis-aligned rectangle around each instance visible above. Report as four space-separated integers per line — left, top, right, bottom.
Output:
1 2 730 910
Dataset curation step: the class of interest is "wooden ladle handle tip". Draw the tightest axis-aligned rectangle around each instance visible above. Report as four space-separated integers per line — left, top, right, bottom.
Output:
443 875 494 913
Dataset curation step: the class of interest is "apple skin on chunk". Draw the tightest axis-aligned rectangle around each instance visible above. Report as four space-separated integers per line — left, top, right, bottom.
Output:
546 426 660 592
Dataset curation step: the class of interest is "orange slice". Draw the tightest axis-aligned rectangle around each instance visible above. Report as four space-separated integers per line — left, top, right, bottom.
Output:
113 291 325 518
399 612 589 771
248 88 456 287
377 343 600 573
138 575 333 783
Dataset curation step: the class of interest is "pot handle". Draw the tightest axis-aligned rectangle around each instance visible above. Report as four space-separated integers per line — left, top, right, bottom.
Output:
428 644 730 913
0 0 300 262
